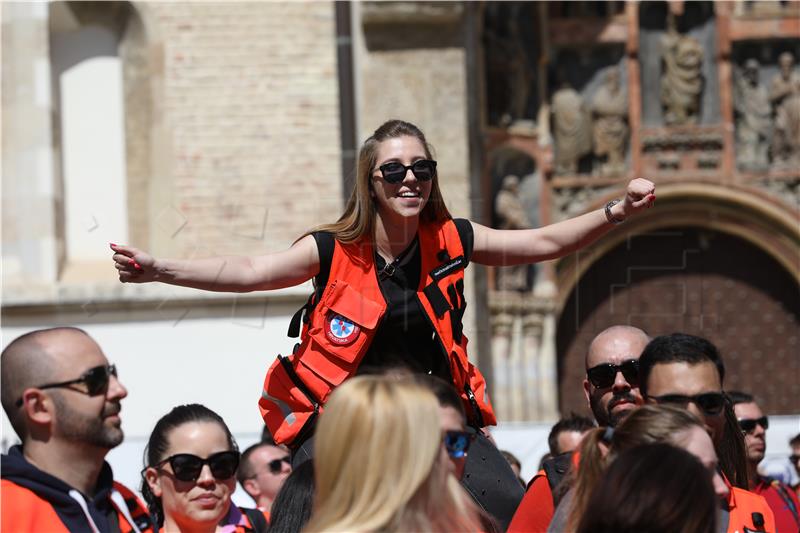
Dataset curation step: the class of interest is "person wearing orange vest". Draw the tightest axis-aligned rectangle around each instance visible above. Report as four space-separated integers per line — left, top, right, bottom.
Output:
1 328 152 533
110 119 654 439
729 391 800 533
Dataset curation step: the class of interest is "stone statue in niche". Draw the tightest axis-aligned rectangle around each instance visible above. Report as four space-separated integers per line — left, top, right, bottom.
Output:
495 175 531 291
734 59 772 169
552 80 592 174
660 12 704 125
769 52 800 168
591 68 628 176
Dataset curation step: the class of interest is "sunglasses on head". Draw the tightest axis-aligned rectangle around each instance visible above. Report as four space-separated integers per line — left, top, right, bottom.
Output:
738 416 769 433
377 159 437 184
154 450 240 483
586 360 639 389
443 430 474 459
649 392 726 416
266 456 291 474
15 364 117 407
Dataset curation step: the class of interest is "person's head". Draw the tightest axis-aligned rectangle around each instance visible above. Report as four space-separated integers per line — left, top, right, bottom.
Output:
266 459 315 533
141 404 239 531
744 59 760 85
790 434 800 478
306 375 481 532
583 325 650 427
237 443 291 510
548 414 595 456
779 51 794 76
1 327 127 455
639 333 748 488
569 404 729 530
316 119 451 243
728 391 768 466
577 443 717 533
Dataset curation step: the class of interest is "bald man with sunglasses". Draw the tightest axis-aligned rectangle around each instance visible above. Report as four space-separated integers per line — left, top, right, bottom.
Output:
1 327 151 533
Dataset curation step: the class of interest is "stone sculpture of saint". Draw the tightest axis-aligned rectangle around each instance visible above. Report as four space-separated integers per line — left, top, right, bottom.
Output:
734 59 772 169
591 68 628 176
494 175 531 291
660 13 704 125
769 52 800 167
552 81 592 175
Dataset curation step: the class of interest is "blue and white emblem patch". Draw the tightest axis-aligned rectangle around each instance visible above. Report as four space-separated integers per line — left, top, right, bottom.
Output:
325 313 360 345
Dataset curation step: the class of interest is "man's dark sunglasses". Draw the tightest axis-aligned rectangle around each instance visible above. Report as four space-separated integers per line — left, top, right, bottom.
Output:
790 454 800 464
586 360 639 389
153 450 240 483
15 364 117 407
377 159 437 184
267 456 291 474
444 430 474 459
738 416 769 433
649 392 726 416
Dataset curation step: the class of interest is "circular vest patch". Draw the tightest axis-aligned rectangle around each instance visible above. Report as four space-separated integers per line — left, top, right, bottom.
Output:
325 313 361 345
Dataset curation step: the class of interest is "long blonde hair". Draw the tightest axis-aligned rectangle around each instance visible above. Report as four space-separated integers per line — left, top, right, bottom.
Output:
566 405 706 531
304 376 482 532
311 119 452 243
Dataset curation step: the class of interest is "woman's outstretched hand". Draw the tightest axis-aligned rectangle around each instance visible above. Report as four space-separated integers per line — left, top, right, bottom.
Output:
620 178 656 220
110 243 157 283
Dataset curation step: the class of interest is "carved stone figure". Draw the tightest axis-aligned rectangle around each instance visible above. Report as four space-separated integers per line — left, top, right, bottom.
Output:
591 68 629 176
660 13 704 125
734 59 772 169
552 81 592 174
495 175 530 291
769 52 800 167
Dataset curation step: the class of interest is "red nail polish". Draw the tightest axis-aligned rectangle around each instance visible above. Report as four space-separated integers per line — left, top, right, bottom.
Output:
133 262 142 270
110 243 117 248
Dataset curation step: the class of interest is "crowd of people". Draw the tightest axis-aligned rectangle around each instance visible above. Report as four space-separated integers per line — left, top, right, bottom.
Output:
1 119 798 532
2 326 799 533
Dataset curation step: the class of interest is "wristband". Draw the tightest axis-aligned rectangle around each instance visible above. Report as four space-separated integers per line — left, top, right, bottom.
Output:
605 199 625 225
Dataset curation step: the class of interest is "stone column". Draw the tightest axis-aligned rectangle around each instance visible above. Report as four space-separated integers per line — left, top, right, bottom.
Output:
490 310 514 422
521 307 545 420
1 2 60 288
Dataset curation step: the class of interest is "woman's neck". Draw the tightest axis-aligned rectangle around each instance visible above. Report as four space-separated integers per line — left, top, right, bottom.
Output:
162 514 218 533
374 213 419 260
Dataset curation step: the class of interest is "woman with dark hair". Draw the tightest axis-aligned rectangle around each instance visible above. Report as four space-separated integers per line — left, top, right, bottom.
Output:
266 460 314 533
111 119 654 453
141 404 266 533
577 443 717 533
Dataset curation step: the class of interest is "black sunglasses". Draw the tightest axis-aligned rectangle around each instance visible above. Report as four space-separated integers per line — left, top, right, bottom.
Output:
649 392 727 416
790 454 800 464
154 450 240 483
738 416 769 433
266 456 291 475
377 159 437 184
444 430 475 459
586 360 639 389
15 364 117 407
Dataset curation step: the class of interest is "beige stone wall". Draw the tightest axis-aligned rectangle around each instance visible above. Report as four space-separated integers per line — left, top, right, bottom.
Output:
141 2 342 259
2 1 342 300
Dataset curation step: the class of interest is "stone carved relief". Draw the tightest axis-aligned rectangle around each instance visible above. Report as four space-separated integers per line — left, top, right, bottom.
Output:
591 68 629 176
552 185 618 222
552 81 592 174
734 59 772 170
769 52 800 168
758 178 800 210
494 175 531 291
660 12 704 125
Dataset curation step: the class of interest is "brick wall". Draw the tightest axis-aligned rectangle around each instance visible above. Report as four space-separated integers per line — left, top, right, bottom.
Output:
141 2 342 258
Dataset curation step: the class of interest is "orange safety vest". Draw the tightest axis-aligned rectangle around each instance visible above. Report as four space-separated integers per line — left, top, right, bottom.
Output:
259 219 496 445
727 484 777 533
1 479 152 533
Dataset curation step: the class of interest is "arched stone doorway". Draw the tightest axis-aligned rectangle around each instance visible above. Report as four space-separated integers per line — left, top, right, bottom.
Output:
556 225 800 416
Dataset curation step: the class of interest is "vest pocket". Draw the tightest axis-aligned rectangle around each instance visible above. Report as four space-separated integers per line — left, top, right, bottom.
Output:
298 280 383 388
259 355 318 446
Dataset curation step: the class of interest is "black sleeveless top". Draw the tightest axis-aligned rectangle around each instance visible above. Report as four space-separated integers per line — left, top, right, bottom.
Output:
311 219 474 380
